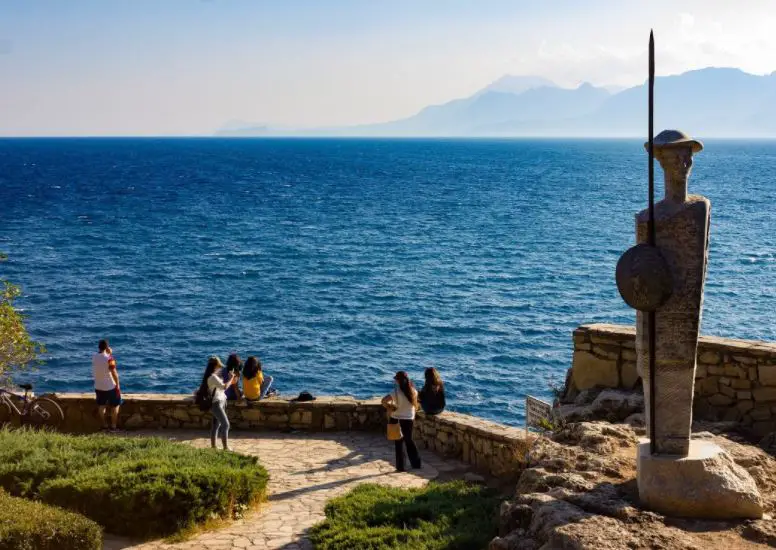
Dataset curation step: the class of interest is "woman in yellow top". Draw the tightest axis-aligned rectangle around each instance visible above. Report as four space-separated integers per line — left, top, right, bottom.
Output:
242 356 274 401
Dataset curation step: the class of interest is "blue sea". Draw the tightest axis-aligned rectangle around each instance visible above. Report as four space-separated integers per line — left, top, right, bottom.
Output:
1 138 774 426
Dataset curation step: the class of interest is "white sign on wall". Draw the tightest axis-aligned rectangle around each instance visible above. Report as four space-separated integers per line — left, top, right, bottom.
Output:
525 395 553 432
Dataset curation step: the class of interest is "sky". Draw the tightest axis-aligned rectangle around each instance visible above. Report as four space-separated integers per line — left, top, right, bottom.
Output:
1 0 776 136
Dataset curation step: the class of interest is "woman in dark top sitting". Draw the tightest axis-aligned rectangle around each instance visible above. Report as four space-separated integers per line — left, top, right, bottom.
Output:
419 367 445 415
223 354 242 401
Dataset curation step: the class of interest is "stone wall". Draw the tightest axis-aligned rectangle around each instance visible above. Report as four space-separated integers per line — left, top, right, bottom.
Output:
56 393 386 433
52 393 531 480
569 324 776 437
414 410 530 480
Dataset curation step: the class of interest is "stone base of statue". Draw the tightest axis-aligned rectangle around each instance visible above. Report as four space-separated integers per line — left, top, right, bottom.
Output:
637 440 763 519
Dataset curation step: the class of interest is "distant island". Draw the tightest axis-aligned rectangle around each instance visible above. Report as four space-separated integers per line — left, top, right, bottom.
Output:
217 68 776 138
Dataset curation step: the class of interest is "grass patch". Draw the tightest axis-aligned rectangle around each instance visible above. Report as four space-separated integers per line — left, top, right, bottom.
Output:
309 481 501 550
0 489 102 550
0 428 268 539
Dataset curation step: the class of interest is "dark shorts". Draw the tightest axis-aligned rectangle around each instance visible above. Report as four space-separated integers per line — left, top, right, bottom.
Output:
95 388 122 407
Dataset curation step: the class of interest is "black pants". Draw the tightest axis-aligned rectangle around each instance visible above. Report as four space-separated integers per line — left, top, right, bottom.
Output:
394 419 421 471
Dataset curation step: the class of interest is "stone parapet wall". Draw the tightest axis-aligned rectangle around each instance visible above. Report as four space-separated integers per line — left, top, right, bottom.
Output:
56 393 386 433
51 393 530 480
414 411 529 480
569 324 776 437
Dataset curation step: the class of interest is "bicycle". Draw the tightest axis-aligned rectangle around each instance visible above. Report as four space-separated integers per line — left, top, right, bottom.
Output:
0 384 65 430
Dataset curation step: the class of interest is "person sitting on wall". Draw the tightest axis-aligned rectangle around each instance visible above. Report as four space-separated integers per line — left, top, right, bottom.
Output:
223 354 243 401
418 367 446 416
242 356 274 402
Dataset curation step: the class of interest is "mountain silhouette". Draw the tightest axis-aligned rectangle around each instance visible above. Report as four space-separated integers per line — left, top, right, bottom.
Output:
218 68 776 137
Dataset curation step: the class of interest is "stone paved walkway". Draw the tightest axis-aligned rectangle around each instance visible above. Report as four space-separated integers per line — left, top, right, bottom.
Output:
103 430 479 550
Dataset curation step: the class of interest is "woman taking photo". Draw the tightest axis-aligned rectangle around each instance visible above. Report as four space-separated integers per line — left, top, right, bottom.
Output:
382 371 421 472
202 356 238 450
419 367 446 416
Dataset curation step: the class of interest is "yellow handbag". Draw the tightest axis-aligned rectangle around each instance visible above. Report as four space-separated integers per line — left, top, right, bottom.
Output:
387 420 403 441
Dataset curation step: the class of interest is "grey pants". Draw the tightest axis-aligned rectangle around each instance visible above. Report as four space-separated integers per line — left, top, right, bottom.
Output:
210 400 230 449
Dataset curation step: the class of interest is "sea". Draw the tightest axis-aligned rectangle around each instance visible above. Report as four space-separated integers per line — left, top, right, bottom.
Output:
1 138 774 426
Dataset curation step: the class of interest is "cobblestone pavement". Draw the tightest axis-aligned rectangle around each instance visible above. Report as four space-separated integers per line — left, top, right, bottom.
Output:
103 430 478 550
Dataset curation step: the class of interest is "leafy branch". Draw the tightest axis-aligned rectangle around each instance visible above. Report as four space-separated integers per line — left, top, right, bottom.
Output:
0 255 46 384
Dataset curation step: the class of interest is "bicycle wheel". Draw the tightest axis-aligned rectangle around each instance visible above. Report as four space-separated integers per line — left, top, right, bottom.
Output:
0 396 21 429
27 397 65 430
0 399 15 428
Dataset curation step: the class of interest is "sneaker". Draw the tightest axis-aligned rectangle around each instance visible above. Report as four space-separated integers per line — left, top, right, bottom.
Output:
266 388 278 398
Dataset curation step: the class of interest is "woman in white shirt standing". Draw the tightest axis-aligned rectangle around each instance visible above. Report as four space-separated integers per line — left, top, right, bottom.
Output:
202 356 238 450
382 371 422 471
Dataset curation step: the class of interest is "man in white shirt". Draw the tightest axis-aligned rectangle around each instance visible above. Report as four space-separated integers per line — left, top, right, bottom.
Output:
92 339 122 431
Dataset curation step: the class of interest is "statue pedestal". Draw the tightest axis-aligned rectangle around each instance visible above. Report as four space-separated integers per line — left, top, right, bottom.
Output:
637 440 763 519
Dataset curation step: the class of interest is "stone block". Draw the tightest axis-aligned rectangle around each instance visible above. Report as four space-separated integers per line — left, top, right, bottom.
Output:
750 407 772 421
719 377 731 386
622 349 637 362
590 334 617 345
621 361 639 389
169 408 190 423
708 366 725 376
708 394 734 406
758 366 776 386
749 367 758 380
592 344 620 360
719 384 736 398
266 413 288 425
724 366 747 379
695 364 708 378
697 377 719 396
573 331 588 345
571 351 619 391
737 391 752 400
323 414 336 430
335 413 350 430
242 409 262 422
289 410 312 425
753 387 776 402
732 355 758 365
698 351 720 364
637 440 763 519
731 379 751 390
124 413 145 430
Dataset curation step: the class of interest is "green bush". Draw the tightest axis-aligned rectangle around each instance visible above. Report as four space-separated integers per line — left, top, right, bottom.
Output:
309 481 501 550
0 428 268 538
0 490 101 550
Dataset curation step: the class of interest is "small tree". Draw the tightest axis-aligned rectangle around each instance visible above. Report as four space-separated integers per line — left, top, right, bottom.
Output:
0 254 46 384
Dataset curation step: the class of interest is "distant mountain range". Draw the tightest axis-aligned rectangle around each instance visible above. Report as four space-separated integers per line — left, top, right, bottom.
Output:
216 68 776 137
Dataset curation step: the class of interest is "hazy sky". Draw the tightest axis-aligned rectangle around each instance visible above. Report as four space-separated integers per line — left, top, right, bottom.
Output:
2 0 775 136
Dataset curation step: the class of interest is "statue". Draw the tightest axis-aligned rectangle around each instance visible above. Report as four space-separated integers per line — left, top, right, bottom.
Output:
614 32 762 519
635 129 709 456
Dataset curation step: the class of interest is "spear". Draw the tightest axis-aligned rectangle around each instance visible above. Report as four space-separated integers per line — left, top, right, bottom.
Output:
647 30 657 455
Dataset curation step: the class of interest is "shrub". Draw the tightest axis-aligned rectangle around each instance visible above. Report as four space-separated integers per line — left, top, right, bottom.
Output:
309 481 501 550
0 428 268 538
0 490 101 550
